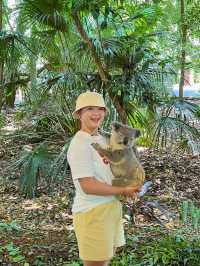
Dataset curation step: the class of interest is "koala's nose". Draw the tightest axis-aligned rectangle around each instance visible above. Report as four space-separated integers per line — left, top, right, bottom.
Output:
123 137 129 145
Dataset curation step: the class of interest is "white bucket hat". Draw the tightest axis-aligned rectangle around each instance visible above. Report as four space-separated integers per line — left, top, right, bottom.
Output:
72 91 109 118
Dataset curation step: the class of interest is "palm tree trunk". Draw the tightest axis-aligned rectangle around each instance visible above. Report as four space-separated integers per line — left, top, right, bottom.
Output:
0 0 2 30
30 59 37 89
0 62 4 111
179 0 187 98
5 74 17 108
71 12 107 82
71 12 127 123
0 0 4 111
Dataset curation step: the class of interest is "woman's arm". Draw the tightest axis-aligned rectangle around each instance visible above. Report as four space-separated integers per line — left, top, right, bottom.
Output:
79 177 140 197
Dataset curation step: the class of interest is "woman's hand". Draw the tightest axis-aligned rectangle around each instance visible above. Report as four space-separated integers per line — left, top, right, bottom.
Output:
79 177 141 197
99 153 110 165
122 186 141 197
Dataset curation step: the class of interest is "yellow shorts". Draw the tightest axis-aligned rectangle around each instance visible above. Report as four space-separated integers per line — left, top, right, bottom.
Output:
73 200 125 261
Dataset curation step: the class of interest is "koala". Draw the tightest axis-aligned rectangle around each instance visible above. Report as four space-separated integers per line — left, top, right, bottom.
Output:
91 121 145 188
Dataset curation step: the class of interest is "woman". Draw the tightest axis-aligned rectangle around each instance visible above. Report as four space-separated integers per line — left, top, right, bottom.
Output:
67 91 140 266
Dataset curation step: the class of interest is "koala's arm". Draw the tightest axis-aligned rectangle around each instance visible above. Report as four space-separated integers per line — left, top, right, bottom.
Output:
91 143 125 162
91 143 113 159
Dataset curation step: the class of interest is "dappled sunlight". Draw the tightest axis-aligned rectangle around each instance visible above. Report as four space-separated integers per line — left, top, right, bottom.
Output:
40 223 74 232
22 201 41 211
1 124 17 132
138 146 148 152
1 0 200 264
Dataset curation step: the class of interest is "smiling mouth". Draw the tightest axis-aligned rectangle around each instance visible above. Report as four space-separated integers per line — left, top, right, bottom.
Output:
91 118 100 122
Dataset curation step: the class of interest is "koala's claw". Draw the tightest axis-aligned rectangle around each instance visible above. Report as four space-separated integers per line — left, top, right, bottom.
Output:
91 143 101 150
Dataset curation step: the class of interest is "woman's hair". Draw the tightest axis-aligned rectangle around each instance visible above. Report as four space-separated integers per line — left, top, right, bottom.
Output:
75 110 81 131
76 119 81 131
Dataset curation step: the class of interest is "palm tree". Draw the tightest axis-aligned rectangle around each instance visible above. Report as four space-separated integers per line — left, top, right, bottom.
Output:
179 0 187 98
17 0 173 123
0 30 33 108
4 0 199 198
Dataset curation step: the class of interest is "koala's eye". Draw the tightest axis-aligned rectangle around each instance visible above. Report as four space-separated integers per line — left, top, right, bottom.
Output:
123 137 129 145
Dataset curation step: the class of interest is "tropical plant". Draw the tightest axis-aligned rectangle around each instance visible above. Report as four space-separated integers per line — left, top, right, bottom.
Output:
16 0 174 123
1 242 26 264
0 30 32 109
140 234 200 266
46 142 71 188
180 200 200 230
1 0 199 198
13 143 55 198
0 220 21 232
111 200 200 266
150 99 200 152
12 139 72 198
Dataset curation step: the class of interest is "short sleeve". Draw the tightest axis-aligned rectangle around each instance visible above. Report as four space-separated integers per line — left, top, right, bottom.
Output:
67 138 95 180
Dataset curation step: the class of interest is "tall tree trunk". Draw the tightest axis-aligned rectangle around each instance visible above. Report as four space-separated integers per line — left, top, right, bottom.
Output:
30 57 37 90
0 62 4 111
5 73 17 108
71 12 127 123
5 84 16 108
0 0 4 111
179 0 187 98
0 0 2 31
71 12 107 82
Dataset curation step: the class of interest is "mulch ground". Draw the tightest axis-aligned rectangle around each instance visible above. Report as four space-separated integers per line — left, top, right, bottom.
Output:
0 131 200 265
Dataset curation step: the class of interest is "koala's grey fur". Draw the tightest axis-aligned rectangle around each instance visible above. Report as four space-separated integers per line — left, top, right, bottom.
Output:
91 121 145 187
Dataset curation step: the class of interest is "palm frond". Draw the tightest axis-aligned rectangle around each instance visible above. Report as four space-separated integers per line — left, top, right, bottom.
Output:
127 102 148 129
46 142 71 186
160 98 199 121
13 144 55 198
72 0 108 13
18 0 68 32
151 99 200 152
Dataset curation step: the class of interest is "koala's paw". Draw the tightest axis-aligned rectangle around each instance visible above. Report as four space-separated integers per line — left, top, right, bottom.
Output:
91 143 101 151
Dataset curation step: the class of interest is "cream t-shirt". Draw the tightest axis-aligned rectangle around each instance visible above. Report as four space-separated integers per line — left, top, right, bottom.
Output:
67 130 115 213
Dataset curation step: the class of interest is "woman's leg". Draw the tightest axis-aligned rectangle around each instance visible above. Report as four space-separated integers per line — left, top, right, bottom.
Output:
83 260 110 266
74 201 123 265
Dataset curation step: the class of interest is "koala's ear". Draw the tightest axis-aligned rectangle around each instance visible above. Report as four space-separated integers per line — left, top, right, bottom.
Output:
111 121 121 130
132 129 141 138
100 129 111 139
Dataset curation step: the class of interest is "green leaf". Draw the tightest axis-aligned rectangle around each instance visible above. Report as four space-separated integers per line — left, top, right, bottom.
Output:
13 255 25 262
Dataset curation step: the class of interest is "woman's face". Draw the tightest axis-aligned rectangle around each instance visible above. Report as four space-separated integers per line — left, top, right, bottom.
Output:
79 106 106 134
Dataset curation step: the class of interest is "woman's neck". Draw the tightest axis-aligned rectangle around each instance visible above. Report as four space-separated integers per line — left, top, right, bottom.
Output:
80 128 99 136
